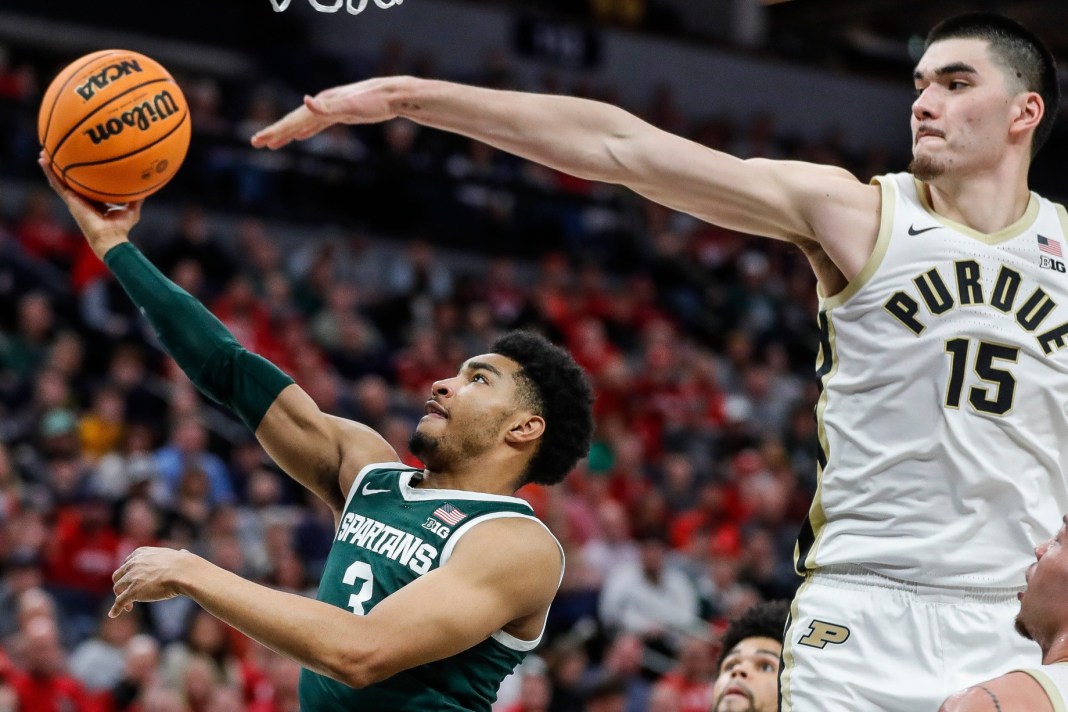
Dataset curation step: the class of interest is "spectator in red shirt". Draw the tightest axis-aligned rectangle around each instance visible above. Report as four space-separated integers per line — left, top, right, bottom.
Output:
9 616 95 712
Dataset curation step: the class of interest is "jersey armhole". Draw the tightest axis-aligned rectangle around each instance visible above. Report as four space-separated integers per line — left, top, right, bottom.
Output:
1009 669 1067 712
439 512 564 652
820 174 897 311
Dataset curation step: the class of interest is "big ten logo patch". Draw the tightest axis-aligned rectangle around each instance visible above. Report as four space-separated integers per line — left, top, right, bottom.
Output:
1040 255 1066 273
798 620 851 649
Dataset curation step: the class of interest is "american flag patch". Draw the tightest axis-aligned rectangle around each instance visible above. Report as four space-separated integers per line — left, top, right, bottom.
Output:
1038 235 1063 257
432 503 467 526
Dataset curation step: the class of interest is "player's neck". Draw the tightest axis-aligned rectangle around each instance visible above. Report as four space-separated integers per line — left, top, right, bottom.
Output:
416 451 522 496
1041 630 1068 666
923 165 1031 235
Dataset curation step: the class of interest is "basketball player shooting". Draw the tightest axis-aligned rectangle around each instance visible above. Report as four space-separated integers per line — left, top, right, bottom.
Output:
254 13 1065 711
37 155 594 711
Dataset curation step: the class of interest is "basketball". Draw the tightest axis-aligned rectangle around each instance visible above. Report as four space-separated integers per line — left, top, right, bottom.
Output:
38 49 191 203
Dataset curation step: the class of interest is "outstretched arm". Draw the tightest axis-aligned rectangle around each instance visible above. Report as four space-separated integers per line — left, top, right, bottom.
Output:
110 517 561 687
40 159 396 514
252 77 879 265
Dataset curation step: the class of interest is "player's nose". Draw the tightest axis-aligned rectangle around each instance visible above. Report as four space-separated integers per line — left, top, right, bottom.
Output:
431 378 454 398
912 88 938 121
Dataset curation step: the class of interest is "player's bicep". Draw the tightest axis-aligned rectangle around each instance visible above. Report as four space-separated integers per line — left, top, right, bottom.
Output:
255 385 397 512
355 519 560 681
616 128 870 242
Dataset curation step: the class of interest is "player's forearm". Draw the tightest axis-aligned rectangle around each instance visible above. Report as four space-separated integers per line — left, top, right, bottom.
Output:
392 77 648 183
178 555 376 687
104 243 294 429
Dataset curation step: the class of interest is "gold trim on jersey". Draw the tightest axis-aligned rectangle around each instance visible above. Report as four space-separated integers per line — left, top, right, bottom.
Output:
1017 668 1068 712
798 312 838 572
1057 203 1068 240
780 576 815 712
820 176 897 311
913 177 1040 244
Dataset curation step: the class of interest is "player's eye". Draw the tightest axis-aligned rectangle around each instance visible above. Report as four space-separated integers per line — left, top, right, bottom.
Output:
472 373 488 384
759 662 776 672
948 80 968 90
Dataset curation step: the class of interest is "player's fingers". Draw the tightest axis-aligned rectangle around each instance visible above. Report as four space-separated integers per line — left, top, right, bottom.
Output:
38 156 105 218
251 105 313 149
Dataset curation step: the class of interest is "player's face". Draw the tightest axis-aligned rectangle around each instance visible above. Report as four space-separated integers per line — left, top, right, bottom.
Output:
711 636 782 712
910 38 1025 181
410 353 526 468
1016 515 1068 642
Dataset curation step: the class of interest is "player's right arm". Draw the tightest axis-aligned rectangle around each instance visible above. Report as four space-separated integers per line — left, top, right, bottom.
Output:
39 157 396 514
939 673 1054 712
253 77 880 278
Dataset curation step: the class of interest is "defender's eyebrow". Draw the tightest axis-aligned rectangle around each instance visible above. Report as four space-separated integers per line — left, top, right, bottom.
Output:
914 62 978 82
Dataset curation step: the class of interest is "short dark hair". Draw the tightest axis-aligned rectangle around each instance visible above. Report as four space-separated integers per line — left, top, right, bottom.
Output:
925 13 1059 156
717 600 791 671
491 330 594 487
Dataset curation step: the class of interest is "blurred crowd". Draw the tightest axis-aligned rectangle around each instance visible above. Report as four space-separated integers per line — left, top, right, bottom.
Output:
0 28 898 712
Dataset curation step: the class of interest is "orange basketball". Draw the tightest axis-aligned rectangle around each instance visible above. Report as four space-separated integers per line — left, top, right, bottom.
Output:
38 49 191 203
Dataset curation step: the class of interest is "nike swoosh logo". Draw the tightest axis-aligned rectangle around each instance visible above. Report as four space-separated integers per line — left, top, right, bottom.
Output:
362 484 390 495
908 224 941 236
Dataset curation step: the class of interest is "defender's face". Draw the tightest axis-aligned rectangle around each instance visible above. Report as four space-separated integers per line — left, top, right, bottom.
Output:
711 636 782 712
1016 515 1068 642
910 38 1021 180
411 353 525 467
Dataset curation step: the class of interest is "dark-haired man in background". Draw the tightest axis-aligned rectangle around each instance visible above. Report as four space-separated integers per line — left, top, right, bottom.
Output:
255 11 1067 711
39 158 595 712
711 600 789 712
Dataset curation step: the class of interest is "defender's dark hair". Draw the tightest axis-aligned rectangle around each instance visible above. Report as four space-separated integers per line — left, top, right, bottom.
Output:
717 600 791 671
926 13 1059 156
491 330 594 487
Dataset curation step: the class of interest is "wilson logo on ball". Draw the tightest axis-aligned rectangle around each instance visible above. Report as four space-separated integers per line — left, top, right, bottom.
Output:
74 59 144 101
83 90 181 145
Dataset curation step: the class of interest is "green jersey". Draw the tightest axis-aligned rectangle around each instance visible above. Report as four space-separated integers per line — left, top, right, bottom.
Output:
298 463 559 711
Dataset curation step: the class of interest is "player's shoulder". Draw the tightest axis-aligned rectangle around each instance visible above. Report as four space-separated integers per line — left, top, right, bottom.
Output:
447 513 561 570
939 672 1054 712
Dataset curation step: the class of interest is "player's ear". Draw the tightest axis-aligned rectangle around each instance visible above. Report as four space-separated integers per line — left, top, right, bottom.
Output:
506 414 545 444
1009 91 1043 140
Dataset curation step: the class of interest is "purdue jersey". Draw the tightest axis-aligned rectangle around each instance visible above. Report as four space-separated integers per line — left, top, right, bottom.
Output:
795 172 1068 587
299 463 561 711
1015 663 1068 711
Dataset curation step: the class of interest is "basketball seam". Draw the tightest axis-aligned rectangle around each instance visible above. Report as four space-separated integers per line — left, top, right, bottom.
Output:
41 50 123 152
60 111 189 199
48 77 174 163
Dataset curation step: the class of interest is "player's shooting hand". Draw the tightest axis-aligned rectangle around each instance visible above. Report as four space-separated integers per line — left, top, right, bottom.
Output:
251 77 402 150
38 153 142 259
109 547 196 618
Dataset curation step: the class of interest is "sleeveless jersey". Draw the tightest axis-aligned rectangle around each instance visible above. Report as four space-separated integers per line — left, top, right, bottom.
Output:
795 172 1068 587
1014 663 1068 711
298 463 561 711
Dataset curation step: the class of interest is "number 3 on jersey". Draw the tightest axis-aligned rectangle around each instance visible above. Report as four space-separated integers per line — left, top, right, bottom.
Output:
342 561 375 615
944 338 1020 415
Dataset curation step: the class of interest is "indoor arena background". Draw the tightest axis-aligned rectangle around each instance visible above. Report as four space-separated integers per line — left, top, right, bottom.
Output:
0 2 1065 711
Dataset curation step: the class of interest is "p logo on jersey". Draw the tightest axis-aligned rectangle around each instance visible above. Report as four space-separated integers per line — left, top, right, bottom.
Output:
797 620 851 649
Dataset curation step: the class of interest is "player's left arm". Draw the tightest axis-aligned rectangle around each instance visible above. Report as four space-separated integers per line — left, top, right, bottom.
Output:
939 673 1053 712
110 517 561 687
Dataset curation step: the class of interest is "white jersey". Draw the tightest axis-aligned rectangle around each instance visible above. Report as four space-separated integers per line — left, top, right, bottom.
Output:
796 172 1068 587
1015 663 1068 711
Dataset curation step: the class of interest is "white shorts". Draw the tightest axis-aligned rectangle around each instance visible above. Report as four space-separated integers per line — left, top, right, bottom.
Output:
780 566 1040 712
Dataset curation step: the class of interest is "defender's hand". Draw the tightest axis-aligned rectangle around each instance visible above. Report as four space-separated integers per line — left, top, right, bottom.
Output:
38 154 142 259
251 77 405 150
110 547 198 618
